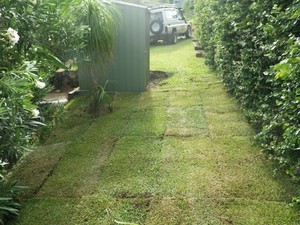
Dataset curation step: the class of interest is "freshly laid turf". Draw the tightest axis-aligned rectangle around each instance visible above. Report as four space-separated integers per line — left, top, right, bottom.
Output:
9 39 299 224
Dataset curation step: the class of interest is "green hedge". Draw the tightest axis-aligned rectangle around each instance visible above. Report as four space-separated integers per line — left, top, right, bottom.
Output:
194 0 300 200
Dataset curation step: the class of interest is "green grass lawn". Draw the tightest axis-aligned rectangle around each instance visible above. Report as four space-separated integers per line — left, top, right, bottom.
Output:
9 39 299 224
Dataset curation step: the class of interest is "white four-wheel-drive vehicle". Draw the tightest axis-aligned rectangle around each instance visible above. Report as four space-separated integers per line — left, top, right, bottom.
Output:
149 5 192 44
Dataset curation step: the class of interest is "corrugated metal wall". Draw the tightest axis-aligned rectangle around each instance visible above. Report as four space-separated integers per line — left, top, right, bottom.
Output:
78 1 150 92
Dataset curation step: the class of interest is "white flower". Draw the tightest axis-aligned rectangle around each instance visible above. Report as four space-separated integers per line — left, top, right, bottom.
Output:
30 0 37 5
35 80 46 89
31 109 40 118
7 27 19 46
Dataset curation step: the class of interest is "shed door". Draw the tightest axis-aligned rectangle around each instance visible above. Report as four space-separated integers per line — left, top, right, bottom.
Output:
105 2 150 92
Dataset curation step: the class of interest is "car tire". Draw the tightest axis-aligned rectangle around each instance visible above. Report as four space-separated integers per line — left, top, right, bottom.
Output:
185 26 192 39
150 20 163 35
168 31 177 44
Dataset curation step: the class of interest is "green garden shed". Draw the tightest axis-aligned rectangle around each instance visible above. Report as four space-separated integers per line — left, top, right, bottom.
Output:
78 1 150 92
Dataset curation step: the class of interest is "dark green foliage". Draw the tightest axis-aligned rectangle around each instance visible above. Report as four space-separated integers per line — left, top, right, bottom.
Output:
0 0 119 222
0 1 80 220
0 0 75 169
0 0 118 168
89 81 113 117
62 0 119 62
194 0 300 202
36 103 65 144
0 180 24 224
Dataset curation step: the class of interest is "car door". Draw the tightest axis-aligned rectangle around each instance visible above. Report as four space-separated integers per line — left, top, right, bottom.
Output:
176 10 187 33
165 9 185 34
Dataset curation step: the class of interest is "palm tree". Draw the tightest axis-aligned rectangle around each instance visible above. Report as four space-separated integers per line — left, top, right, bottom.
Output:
66 0 118 60
62 0 120 115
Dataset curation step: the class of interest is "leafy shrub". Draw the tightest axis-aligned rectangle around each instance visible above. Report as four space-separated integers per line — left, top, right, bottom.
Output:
0 0 120 221
0 61 44 168
36 103 65 144
0 2 88 219
89 81 113 117
194 0 300 202
0 160 25 224
0 179 24 224
0 0 119 165
0 0 79 168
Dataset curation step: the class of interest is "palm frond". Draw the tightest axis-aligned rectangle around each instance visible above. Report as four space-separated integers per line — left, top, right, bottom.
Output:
62 0 120 62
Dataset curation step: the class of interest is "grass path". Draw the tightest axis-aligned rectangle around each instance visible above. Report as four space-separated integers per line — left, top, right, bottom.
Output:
10 40 299 224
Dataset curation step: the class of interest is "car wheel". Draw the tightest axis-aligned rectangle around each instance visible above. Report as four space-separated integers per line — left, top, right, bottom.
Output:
168 31 177 44
185 26 192 39
150 20 163 35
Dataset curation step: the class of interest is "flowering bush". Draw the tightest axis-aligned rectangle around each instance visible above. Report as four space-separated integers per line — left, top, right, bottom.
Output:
0 33 45 223
1 34 47 171
0 0 88 222
0 0 118 221
6 28 19 46
0 0 89 166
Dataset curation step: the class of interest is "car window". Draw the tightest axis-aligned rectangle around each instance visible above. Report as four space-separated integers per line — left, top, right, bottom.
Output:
177 11 184 20
150 12 163 22
165 10 178 20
